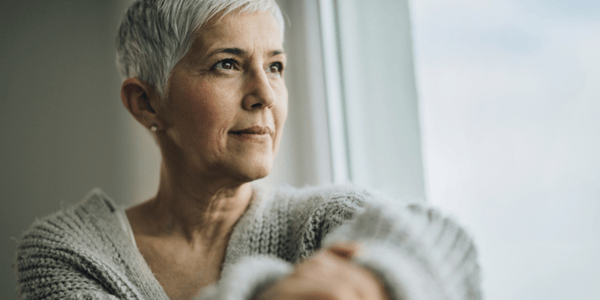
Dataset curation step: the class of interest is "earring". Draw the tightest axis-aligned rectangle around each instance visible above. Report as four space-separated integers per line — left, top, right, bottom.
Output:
150 124 158 132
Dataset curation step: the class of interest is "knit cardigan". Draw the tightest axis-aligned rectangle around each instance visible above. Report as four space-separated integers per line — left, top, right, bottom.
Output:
16 185 481 300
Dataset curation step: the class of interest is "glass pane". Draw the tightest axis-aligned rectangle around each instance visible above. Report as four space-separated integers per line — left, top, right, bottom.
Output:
411 0 600 298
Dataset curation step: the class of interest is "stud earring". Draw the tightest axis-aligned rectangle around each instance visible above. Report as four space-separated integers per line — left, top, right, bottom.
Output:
150 124 158 132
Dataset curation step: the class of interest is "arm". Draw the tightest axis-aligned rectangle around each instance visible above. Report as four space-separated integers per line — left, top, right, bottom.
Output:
320 198 482 300
250 188 481 300
199 186 481 300
252 244 391 300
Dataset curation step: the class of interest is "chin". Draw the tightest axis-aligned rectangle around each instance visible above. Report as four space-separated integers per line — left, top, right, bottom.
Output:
232 156 273 182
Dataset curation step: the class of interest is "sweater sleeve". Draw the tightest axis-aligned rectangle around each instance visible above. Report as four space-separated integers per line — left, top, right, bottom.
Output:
205 186 481 300
321 194 482 300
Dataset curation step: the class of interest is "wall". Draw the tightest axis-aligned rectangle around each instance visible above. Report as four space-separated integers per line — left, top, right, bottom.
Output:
335 0 425 201
0 1 130 298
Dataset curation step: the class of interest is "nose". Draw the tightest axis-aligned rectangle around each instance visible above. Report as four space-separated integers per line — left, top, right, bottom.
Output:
242 67 276 110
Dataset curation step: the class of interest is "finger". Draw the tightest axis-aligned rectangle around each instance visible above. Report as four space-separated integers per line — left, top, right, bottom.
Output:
322 252 386 300
327 241 361 259
294 251 385 300
295 249 348 282
302 251 362 285
269 268 361 300
299 250 340 274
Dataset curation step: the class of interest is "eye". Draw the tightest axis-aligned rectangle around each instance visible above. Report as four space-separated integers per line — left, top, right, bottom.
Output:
211 58 238 71
266 62 284 76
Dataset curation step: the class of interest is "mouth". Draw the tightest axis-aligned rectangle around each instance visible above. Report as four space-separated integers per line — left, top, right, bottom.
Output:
229 126 272 135
229 126 273 142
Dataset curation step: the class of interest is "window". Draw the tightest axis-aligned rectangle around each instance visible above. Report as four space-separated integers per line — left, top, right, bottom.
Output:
411 0 600 299
260 0 426 203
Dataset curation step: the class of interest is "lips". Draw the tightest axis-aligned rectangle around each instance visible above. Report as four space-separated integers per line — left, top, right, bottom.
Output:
229 126 272 135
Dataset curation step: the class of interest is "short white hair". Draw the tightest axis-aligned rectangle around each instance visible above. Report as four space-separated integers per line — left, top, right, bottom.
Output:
116 0 284 102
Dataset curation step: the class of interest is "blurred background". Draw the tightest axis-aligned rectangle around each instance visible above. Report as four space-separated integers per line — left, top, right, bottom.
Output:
1 0 598 299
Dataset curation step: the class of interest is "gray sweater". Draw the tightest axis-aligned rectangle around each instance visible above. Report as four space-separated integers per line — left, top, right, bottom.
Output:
16 185 481 300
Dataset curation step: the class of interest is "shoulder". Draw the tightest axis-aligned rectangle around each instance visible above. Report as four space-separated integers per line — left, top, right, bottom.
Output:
16 189 127 295
18 188 120 250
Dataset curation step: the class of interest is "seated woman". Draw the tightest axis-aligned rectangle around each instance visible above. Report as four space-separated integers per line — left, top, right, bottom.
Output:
15 0 481 299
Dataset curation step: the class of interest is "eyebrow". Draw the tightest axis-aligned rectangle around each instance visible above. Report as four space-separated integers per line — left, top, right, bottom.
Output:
269 49 285 57
207 47 286 58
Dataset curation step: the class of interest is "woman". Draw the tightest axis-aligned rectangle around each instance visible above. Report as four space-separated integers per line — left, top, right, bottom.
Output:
16 0 481 299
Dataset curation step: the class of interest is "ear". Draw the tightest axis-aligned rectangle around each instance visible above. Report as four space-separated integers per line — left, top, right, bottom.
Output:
120 78 164 131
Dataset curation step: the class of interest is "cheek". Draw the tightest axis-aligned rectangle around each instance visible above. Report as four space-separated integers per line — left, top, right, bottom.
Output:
173 84 236 144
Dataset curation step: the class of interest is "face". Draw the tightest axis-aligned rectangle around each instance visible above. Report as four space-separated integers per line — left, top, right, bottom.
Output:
158 11 288 183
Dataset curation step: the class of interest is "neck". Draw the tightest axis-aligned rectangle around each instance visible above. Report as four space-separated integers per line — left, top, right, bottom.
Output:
135 161 254 250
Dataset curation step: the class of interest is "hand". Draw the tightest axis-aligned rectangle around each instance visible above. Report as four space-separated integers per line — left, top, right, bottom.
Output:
254 243 390 300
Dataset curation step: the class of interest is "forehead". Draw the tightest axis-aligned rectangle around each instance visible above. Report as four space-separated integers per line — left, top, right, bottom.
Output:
190 11 283 56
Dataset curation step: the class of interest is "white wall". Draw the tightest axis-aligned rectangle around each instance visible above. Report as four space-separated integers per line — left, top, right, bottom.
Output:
335 0 425 201
410 0 600 299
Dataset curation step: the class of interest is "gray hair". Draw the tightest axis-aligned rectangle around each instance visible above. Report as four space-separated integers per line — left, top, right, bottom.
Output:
116 0 285 102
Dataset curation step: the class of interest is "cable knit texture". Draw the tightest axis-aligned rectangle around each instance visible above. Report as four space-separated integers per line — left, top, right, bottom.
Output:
16 185 481 300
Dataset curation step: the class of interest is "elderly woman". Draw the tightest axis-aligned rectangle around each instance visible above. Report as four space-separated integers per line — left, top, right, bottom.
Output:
16 0 481 299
